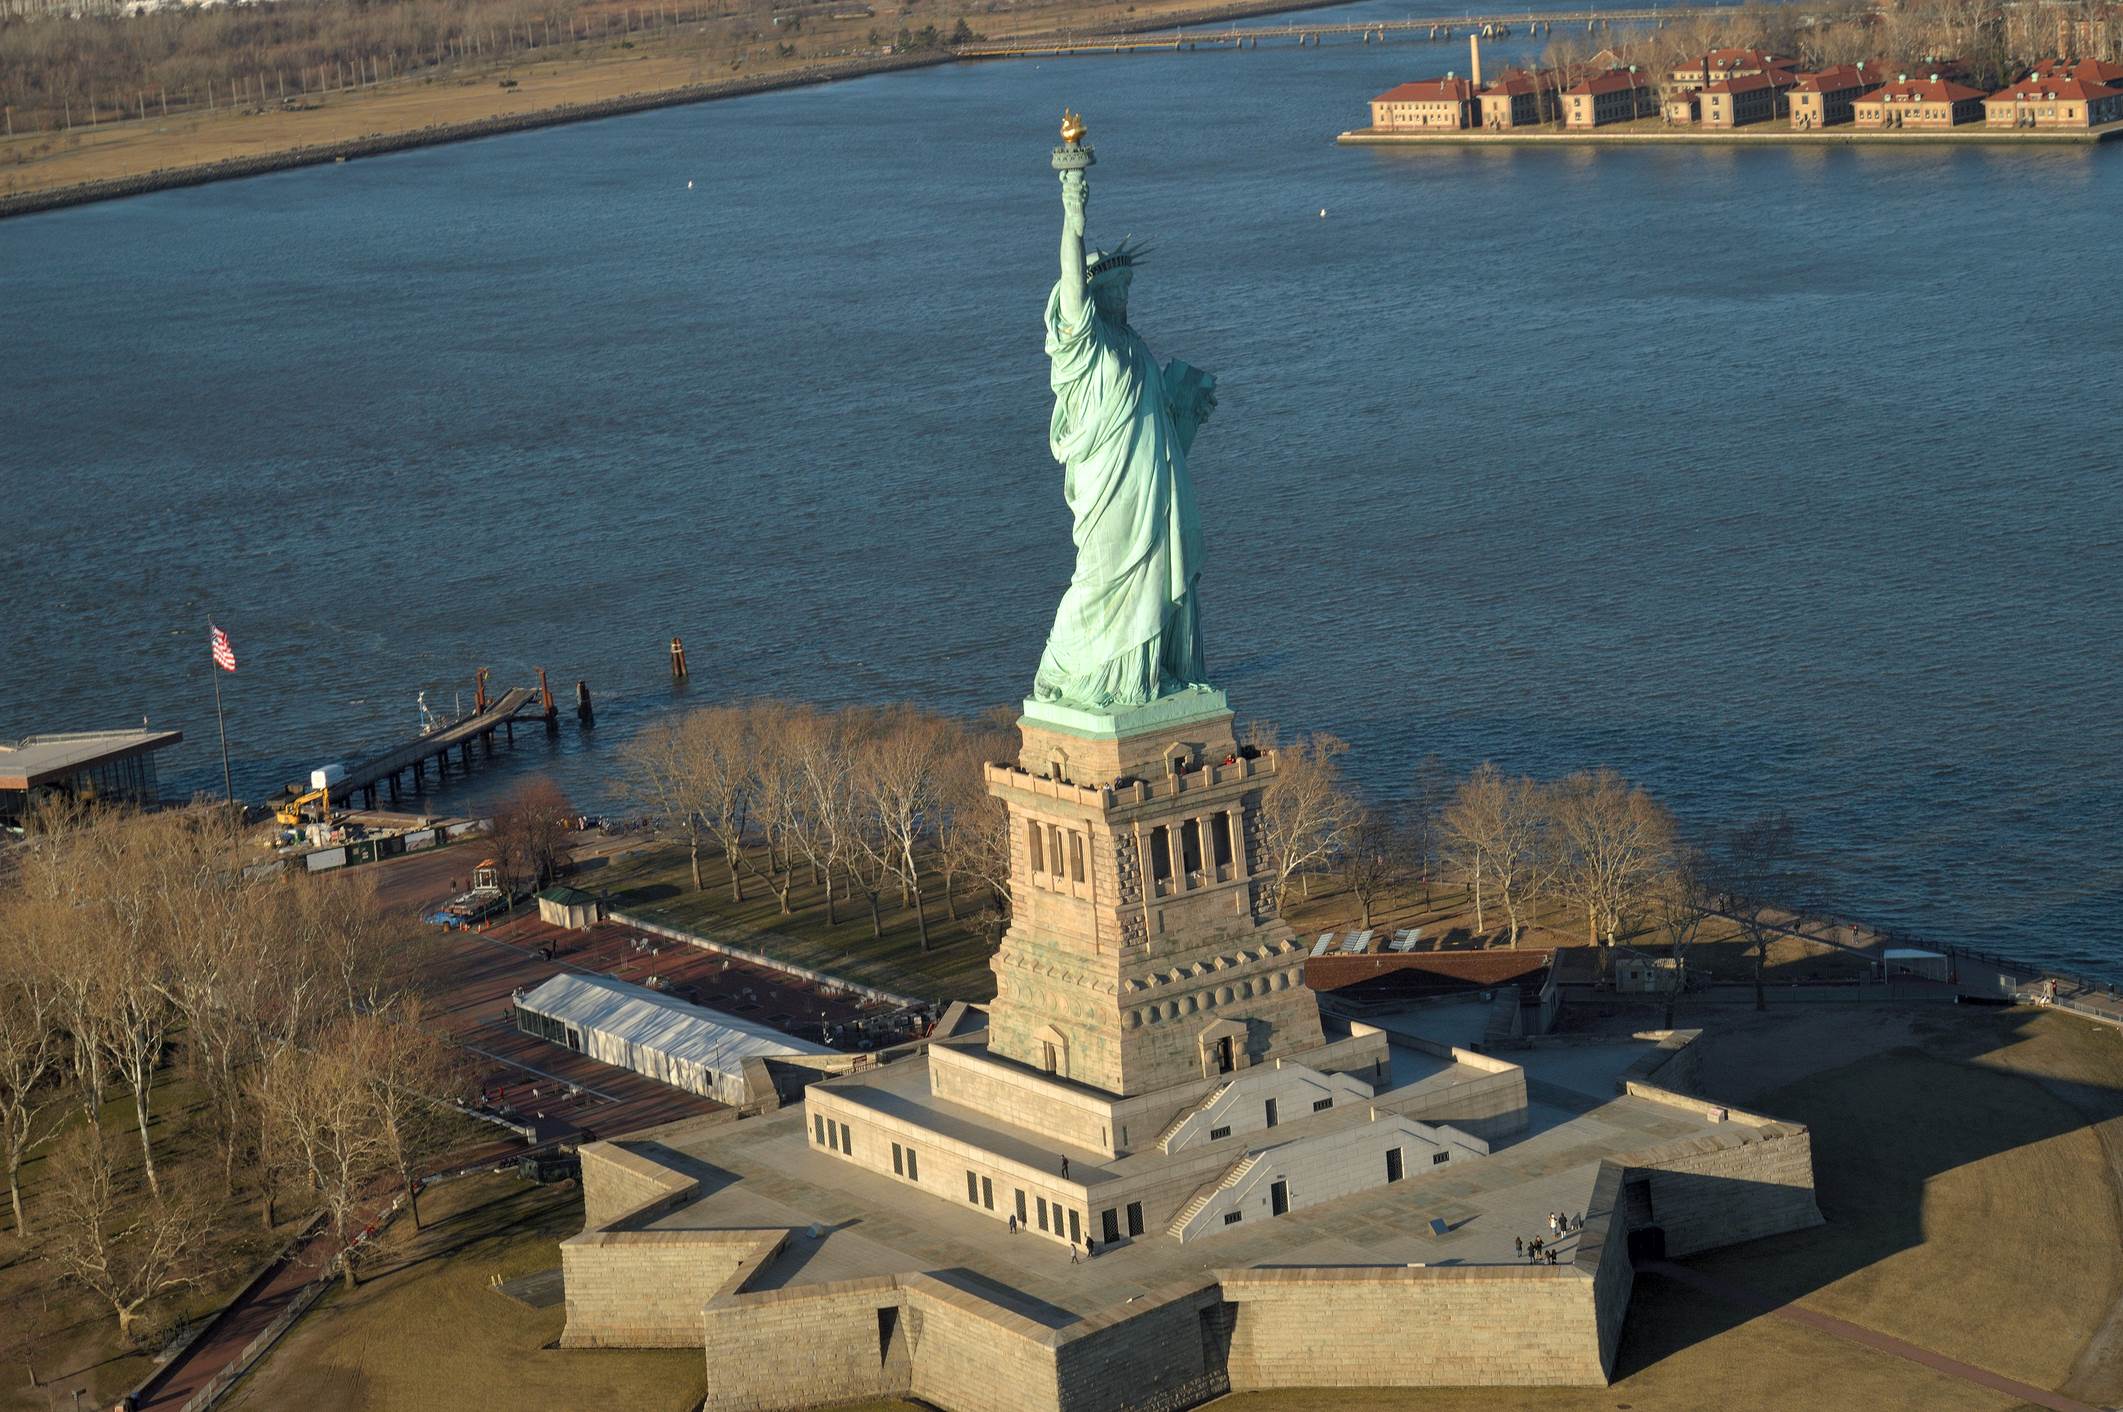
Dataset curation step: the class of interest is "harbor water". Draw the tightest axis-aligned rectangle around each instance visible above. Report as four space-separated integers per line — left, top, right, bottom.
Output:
3 1 2119 976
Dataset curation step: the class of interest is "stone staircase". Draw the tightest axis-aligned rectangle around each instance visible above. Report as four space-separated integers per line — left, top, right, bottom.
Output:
1167 1151 1262 1238
1155 1081 1234 1154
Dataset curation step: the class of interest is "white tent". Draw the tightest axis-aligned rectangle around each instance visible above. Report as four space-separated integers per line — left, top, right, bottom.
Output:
514 971 835 1105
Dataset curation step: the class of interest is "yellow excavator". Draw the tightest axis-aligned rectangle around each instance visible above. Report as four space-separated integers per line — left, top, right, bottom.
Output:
274 780 332 829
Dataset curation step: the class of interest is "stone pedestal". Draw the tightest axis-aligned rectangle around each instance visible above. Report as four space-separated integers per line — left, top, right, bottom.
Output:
984 692 1325 1099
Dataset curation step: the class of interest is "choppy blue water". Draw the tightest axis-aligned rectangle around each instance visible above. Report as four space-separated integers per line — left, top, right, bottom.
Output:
3 2 2120 975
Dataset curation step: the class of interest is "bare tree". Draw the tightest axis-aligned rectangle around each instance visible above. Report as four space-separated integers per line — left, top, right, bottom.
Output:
853 707 949 949
933 709 1015 928
1339 806 1402 931
1247 725 1360 911
1713 812 1804 1013
785 704 865 926
39 1127 213 1344
487 777 574 898
623 714 717 893
1653 844 1716 1028
255 1022 394 1289
1442 766 1548 947
1400 754 1452 905
747 702 807 916
348 1001 467 1231
1550 768 1676 949
0 904 69 1236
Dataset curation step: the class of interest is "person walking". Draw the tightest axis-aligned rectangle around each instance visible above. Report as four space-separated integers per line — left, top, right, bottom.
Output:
1070 1242 1081 1265
1085 1236 1096 1260
1514 1236 1524 1257
1060 1156 1070 1178
1008 1214 1018 1235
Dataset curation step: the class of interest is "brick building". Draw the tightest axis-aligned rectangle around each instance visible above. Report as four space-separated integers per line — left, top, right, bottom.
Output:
1369 77 1479 129
1667 47 1797 88
1984 71 2123 126
1477 69 1563 128
1853 74 1988 127
1699 69 1799 127
1788 64 1878 127
1564 68 1658 127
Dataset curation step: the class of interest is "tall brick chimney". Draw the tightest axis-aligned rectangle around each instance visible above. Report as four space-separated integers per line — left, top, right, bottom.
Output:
1470 33 1483 86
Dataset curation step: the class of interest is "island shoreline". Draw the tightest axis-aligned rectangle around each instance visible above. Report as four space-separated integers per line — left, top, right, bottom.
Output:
0 0 1362 220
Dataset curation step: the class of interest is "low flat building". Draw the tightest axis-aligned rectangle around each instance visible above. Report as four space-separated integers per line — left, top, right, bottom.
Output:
1853 75 1988 128
513 970 838 1106
1984 72 2123 126
1700 69 1799 127
1369 77 1478 130
1788 64 1878 127
1662 91 1700 124
0 728 182 824
1564 68 1657 128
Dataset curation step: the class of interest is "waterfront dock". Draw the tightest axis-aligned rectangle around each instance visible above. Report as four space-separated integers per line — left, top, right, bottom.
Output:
284 685 549 810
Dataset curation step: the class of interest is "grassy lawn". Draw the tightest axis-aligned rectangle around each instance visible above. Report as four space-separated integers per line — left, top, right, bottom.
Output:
0 1077 294 1412
588 841 1000 1002
1217 1005 2123 1411
221 1170 708 1412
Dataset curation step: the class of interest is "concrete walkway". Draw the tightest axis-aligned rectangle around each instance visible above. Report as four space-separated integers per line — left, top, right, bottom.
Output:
1643 1261 2100 1412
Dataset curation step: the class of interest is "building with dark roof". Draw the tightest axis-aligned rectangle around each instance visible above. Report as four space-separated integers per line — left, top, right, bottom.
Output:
0 728 182 824
1700 69 1799 127
1788 64 1879 127
1564 69 1657 127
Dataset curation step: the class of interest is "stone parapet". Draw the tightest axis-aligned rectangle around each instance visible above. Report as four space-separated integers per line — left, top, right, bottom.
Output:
1218 1263 1610 1388
561 1228 785 1348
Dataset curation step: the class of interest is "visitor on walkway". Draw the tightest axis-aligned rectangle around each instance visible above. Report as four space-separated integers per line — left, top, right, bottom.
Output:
1060 1156 1070 1178
1514 1236 1524 1257
1085 1236 1096 1259
1008 1214 1018 1235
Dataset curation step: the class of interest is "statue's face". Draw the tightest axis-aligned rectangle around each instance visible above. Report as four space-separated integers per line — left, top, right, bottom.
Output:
1092 270 1132 323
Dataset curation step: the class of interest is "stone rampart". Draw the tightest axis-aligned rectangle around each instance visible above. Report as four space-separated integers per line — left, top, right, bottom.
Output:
699 1276 912 1411
1623 1120 1824 1258
1219 1264 1609 1388
1050 1280 1230 1412
1381 1060 1528 1139
561 1228 783 1347
579 1139 702 1231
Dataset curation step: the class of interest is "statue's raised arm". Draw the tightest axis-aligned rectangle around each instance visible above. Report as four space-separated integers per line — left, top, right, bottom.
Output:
1058 168 1089 330
1032 114 1212 714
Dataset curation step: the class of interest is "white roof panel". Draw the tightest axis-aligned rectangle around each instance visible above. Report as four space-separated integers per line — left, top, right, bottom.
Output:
515 971 835 1082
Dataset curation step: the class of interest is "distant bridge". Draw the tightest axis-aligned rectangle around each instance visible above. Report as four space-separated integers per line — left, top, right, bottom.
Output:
957 8 1728 57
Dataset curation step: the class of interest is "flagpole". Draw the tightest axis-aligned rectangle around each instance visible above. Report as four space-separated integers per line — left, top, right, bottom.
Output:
210 624 234 803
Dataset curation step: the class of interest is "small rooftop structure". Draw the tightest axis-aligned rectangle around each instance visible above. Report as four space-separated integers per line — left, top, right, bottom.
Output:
536 885 604 930
514 971 835 1105
1 729 182 822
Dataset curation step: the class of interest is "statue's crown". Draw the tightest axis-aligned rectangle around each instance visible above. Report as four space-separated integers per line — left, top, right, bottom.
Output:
1087 236 1150 282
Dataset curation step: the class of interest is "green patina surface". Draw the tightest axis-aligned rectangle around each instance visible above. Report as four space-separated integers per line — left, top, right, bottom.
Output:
1032 130 1221 715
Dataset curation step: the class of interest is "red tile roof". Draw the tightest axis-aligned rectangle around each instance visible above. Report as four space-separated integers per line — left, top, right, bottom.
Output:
1703 70 1799 94
1858 77 1987 104
1988 75 2123 102
2031 58 2123 85
1565 69 1651 97
1791 64 1877 92
1372 79 1477 103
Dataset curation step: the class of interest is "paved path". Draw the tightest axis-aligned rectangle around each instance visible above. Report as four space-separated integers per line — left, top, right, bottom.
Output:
1642 1261 2100 1412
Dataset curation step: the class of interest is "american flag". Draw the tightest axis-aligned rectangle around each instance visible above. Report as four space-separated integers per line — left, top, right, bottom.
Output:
210 625 237 673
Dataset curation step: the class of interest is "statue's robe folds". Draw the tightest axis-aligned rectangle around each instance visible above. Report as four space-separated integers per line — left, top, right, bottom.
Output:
1032 283 1209 711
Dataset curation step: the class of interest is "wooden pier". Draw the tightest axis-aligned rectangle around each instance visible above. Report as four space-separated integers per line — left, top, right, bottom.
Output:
286 686 551 811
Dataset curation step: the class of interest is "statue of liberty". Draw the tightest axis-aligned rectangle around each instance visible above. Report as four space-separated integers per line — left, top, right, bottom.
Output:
1031 112 1219 713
